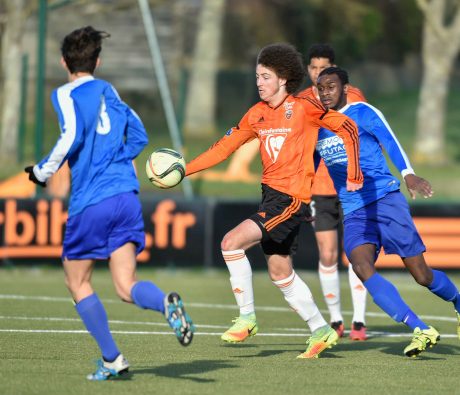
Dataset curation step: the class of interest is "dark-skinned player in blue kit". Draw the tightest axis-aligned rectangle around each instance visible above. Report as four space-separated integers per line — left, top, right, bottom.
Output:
314 66 460 357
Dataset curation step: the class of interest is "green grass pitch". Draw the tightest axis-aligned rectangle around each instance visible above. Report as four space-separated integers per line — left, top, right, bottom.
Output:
0 266 459 395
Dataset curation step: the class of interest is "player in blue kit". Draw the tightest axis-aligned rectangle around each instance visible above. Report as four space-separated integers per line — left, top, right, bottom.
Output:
314 66 460 357
24 26 194 380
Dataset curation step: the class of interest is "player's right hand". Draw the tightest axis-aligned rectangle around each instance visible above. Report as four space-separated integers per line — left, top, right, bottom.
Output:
24 166 47 187
346 180 363 192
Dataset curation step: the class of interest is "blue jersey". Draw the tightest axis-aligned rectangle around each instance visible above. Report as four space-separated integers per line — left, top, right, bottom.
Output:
34 76 148 217
315 102 414 215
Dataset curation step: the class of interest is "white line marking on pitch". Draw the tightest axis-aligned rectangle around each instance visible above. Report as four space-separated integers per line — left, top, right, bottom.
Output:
0 328 458 339
0 315 459 338
0 315 228 330
0 294 457 323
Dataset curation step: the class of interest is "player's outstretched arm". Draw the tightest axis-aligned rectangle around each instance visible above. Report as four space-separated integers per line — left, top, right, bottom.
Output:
404 174 433 200
186 129 255 177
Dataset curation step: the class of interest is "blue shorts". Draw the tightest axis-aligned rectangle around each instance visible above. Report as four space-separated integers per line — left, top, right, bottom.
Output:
343 191 425 262
63 192 145 260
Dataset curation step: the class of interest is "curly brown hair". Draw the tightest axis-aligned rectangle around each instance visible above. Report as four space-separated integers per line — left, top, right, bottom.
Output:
61 26 110 74
257 43 306 94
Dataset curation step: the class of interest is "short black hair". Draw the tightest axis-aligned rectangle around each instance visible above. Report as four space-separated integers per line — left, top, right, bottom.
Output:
318 66 349 85
61 26 110 74
307 43 335 63
257 43 306 94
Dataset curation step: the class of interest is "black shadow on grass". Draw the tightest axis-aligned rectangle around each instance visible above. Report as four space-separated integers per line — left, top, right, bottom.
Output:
248 342 307 347
333 336 460 358
221 341 310 358
133 359 238 383
363 324 414 333
108 371 134 381
221 343 258 348
232 349 293 358
336 339 403 356
221 339 305 348
231 345 343 359
375 342 459 360
394 342 460 359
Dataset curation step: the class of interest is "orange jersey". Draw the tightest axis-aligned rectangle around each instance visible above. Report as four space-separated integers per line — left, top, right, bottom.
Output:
297 85 366 196
186 95 362 203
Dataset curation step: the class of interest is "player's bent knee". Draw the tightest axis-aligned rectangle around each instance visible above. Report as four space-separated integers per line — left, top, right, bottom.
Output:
269 270 292 282
120 295 133 303
114 283 134 303
117 290 133 303
64 276 83 293
64 278 93 302
63 275 71 291
414 273 431 287
221 235 238 251
349 260 373 281
319 252 338 266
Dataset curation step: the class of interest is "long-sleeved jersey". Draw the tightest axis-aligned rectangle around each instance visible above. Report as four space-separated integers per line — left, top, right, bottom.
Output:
186 95 363 203
298 85 367 196
315 102 414 215
34 76 148 217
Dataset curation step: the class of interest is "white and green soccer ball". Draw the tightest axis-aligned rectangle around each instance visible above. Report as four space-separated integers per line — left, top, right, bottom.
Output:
145 148 186 189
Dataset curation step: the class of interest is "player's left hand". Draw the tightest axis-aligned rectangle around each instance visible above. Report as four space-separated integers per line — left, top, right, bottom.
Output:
24 166 47 187
404 174 433 199
346 180 363 192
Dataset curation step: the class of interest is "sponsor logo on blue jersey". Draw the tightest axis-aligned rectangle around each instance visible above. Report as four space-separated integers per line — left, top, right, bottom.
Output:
316 134 347 166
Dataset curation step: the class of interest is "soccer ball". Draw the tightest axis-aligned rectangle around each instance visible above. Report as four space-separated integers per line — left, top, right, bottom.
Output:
145 148 186 189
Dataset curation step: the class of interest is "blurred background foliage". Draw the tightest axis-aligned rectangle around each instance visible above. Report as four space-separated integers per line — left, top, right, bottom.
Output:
0 0 459 201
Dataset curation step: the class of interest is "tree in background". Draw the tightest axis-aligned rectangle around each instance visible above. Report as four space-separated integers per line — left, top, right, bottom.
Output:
183 0 225 138
0 0 153 169
0 0 30 165
414 0 460 165
1 0 456 169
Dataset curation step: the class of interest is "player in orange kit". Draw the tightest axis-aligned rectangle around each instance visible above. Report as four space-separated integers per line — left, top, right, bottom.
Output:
297 44 368 341
185 43 363 358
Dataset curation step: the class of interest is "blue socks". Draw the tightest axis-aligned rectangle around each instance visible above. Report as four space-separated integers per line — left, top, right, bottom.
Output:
401 310 429 330
131 280 166 313
364 273 429 330
75 293 120 362
75 282 166 362
428 269 460 312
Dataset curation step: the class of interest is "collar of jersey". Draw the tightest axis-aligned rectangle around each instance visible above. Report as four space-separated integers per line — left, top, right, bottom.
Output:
266 94 292 110
71 75 95 88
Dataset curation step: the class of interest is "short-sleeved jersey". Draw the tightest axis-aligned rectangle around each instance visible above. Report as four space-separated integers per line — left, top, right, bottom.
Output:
34 76 148 217
315 102 414 215
298 85 367 196
186 95 362 203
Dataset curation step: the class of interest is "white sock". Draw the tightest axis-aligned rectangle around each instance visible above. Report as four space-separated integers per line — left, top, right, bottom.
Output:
273 271 327 333
222 249 255 315
348 264 367 324
318 262 343 323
